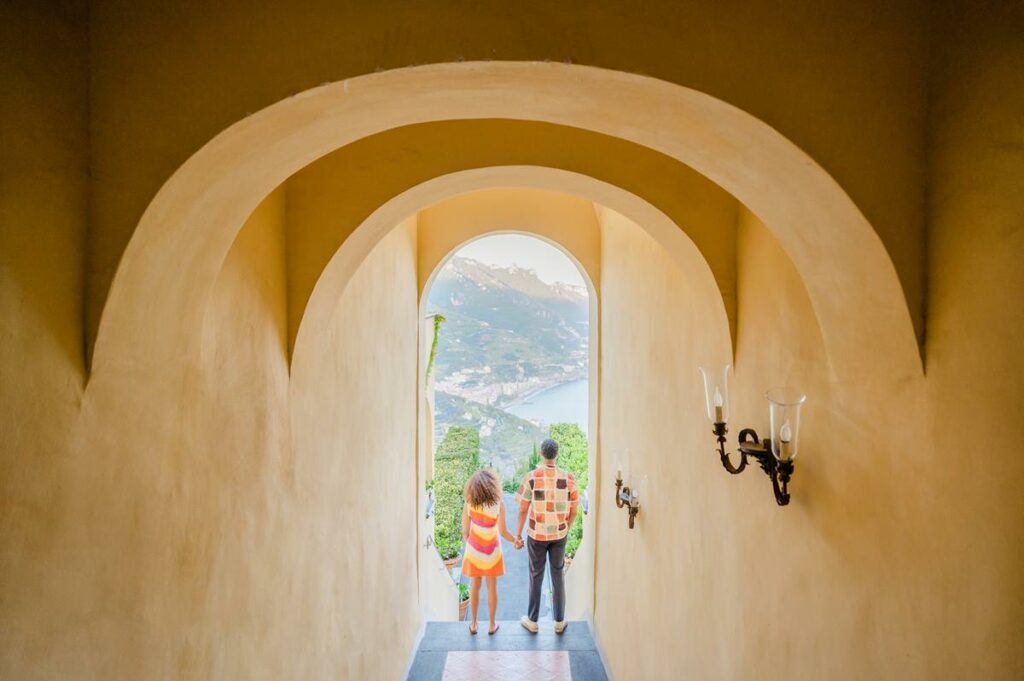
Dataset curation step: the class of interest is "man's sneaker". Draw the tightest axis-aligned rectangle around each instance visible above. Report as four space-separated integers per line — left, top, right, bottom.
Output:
520 616 539 633
554 620 568 634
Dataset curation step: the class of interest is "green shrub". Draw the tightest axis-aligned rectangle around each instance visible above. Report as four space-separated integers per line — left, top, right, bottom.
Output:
458 582 470 602
549 423 588 491
549 423 588 558
433 426 481 560
565 512 584 558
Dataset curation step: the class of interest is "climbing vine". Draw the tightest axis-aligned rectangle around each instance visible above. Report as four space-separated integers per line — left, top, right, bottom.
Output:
424 313 446 383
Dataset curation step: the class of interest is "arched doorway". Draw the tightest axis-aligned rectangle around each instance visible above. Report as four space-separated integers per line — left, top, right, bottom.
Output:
421 225 596 622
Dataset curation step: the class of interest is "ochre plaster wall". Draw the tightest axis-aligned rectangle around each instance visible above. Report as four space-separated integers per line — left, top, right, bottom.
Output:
595 207 733 679
594 196 1020 679
288 218 422 679
85 0 928 347
0 3 89 675
2 178 421 677
922 3 1024 676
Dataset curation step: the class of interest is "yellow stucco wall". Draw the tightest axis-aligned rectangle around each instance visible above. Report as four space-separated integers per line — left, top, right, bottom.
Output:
1 181 421 678
288 217 421 680
594 193 1020 679
0 3 89 675
596 207 733 679
922 4 1024 676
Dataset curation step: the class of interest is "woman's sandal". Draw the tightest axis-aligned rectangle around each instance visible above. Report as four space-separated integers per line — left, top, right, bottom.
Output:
469 624 478 635
488 623 500 635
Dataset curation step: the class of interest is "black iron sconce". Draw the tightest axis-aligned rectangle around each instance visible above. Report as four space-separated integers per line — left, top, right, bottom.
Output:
613 467 646 529
700 365 806 507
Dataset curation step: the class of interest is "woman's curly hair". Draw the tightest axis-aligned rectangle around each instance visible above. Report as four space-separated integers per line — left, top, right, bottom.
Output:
464 469 501 508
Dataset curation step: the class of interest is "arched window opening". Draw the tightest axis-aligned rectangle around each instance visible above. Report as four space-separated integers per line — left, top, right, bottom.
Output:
424 234 591 621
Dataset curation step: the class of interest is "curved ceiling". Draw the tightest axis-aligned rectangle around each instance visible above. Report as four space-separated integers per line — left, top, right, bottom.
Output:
91 62 921 388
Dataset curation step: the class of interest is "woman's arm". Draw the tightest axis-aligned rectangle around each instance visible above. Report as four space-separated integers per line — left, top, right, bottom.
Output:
497 501 517 543
462 503 470 540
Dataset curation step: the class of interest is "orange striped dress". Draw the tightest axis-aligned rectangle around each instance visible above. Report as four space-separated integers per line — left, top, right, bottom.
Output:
462 502 505 577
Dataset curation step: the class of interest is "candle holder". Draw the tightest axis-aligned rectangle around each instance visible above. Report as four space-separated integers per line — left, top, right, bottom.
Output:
712 422 795 506
701 366 805 507
614 471 643 528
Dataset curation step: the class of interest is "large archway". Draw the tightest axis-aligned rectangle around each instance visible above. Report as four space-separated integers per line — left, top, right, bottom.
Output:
91 61 921 389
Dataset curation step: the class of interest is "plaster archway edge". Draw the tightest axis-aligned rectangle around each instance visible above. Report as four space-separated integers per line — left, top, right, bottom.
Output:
91 61 922 386
291 167 731 372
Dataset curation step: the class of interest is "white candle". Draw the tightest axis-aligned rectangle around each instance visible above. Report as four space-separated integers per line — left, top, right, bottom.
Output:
616 464 623 481
779 420 792 459
713 387 724 423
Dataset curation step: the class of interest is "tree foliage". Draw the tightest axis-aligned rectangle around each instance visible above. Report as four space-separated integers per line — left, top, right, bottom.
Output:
549 423 588 558
549 423 588 491
432 426 480 560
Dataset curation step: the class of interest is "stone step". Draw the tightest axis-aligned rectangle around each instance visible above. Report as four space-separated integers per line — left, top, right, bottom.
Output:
407 620 608 680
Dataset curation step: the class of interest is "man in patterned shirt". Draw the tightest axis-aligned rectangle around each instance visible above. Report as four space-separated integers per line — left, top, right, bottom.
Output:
514 438 579 634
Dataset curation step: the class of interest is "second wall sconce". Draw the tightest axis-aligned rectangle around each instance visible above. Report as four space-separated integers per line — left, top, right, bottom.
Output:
614 465 646 529
699 365 806 506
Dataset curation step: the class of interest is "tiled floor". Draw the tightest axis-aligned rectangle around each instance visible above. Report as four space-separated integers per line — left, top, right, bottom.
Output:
441 651 571 681
407 621 608 681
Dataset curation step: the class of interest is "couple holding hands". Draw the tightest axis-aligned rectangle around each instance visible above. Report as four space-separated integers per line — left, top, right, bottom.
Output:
460 438 580 636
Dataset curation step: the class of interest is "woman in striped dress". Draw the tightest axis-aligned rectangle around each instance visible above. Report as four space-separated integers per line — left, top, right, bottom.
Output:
461 469 522 634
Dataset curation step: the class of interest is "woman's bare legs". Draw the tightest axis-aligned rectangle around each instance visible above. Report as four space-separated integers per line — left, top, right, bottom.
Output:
469 577 482 633
486 576 499 633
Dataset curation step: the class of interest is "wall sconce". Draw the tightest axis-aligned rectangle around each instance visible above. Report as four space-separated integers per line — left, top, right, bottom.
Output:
699 365 806 506
614 466 646 529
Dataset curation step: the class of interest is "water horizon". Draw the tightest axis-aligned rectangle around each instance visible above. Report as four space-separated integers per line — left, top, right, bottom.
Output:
506 378 589 434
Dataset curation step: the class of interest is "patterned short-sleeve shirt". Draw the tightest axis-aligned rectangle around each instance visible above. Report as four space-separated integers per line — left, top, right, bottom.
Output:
516 463 579 541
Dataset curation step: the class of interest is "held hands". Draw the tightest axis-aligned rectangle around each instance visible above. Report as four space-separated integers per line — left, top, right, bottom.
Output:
512 536 524 550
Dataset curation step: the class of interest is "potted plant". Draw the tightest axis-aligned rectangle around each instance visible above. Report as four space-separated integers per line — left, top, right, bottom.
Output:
458 583 470 621
437 531 461 573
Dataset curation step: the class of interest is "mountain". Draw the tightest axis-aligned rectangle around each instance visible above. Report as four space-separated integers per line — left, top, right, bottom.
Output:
427 257 588 393
426 256 590 474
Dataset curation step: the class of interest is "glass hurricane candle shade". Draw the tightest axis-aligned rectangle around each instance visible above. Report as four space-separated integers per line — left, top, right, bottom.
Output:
699 365 731 423
629 474 648 507
766 387 806 462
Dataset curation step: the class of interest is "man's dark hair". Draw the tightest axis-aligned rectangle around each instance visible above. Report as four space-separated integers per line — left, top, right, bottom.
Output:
540 438 559 460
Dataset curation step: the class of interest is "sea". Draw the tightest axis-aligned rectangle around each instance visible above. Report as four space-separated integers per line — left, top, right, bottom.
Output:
506 379 589 434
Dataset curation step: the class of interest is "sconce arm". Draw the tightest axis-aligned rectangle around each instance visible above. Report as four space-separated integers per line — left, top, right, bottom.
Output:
713 422 747 474
613 477 640 528
739 432 793 507
770 458 793 506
